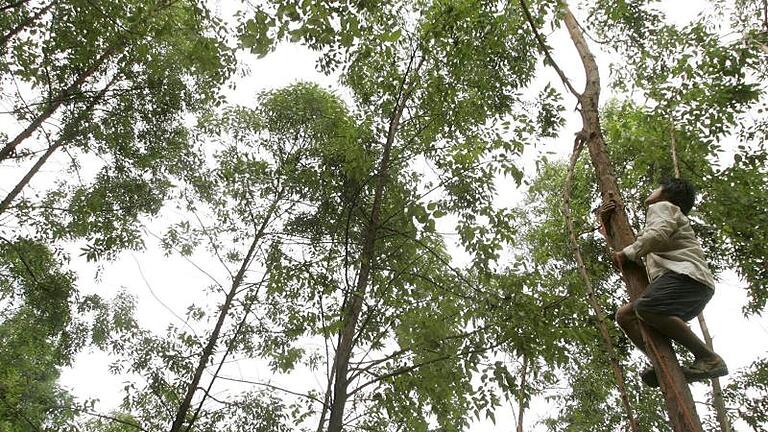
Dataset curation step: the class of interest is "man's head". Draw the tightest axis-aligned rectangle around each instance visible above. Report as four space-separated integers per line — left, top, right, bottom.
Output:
644 178 697 214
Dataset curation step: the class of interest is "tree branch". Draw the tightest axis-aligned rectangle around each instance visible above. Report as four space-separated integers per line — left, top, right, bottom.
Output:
518 0 580 98
563 135 639 432
348 334 514 398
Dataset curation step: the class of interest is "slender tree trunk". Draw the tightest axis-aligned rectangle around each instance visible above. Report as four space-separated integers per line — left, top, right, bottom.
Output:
516 354 528 432
669 126 681 178
0 139 63 213
186 269 271 429
564 139 640 432
326 54 422 432
521 0 701 427
0 0 52 48
559 6 704 431
697 313 732 432
0 75 119 215
169 203 277 432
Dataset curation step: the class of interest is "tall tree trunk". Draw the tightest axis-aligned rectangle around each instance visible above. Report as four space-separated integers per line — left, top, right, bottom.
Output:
0 75 119 215
186 269 272 429
169 202 277 432
559 6 704 431
0 0 52 48
326 54 421 432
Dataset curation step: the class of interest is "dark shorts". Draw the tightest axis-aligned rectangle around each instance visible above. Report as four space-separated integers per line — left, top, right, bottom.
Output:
634 272 713 322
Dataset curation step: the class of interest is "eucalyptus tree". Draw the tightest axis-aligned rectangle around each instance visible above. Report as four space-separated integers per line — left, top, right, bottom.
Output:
586 0 767 313
505 0 766 429
0 1 251 429
587 2 767 428
599 101 767 431
511 93 767 430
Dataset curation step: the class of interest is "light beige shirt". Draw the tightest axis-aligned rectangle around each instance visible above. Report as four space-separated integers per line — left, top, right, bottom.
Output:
622 201 715 290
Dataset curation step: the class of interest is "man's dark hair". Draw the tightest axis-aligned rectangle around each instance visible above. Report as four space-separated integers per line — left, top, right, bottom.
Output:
660 177 697 215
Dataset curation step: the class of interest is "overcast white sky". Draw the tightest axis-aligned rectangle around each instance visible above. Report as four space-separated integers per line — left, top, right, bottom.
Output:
36 0 768 430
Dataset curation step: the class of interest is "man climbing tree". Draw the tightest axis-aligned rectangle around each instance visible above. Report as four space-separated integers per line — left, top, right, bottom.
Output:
605 178 728 387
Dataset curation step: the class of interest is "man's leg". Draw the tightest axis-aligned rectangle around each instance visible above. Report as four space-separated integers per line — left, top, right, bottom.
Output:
635 301 727 380
617 302 665 387
635 309 717 361
616 302 647 353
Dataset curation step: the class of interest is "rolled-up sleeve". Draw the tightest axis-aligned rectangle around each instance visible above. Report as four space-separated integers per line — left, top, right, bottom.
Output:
623 202 679 262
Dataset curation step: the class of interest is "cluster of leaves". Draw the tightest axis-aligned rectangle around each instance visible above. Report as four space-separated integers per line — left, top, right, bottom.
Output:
231 2 568 429
723 357 768 430
2 0 236 260
0 237 136 431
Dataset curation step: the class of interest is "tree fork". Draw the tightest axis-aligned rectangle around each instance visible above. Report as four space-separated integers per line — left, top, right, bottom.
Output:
0 0 175 162
0 74 120 216
559 6 704 431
